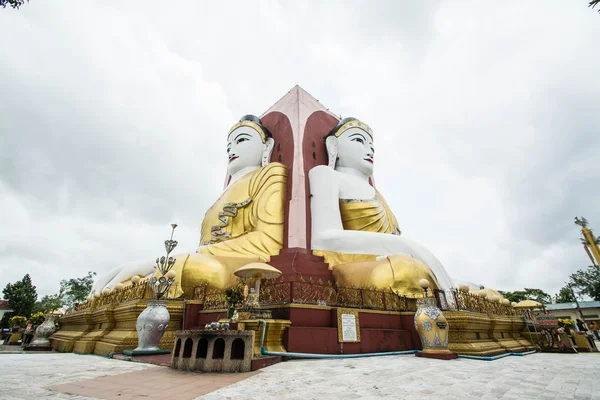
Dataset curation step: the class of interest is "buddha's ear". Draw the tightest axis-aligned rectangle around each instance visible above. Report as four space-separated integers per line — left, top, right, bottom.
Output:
262 138 275 167
325 136 338 169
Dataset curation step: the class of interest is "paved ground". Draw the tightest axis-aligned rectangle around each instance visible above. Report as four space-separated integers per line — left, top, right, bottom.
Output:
0 353 153 399
1 352 600 399
207 353 600 400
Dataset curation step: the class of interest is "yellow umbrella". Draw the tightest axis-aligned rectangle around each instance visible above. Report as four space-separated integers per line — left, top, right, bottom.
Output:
234 263 282 280
234 263 282 304
513 299 543 309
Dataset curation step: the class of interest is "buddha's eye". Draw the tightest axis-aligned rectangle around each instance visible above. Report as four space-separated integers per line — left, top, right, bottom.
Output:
352 138 364 144
237 138 249 144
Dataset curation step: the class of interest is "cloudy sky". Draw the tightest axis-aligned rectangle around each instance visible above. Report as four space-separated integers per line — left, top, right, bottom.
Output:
1 1 599 298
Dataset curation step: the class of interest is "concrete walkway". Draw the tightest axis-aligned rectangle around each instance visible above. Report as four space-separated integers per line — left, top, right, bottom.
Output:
1 352 599 399
206 352 600 399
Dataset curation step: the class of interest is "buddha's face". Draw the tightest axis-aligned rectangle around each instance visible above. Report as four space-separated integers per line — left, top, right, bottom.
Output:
336 127 374 176
227 126 265 176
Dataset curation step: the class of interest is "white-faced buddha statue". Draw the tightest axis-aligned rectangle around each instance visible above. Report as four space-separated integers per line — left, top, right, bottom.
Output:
91 115 287 297
308 118 454 295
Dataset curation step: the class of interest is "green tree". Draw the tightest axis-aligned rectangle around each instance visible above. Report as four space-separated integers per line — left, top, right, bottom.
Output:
498 288 552 304
523 288 552 304
590 0 600 13
33 291 65 314
498 290 527 303
569 266 600 301
2 274 38 317
60 271 96 308
554 286 576 303
0 0 28 8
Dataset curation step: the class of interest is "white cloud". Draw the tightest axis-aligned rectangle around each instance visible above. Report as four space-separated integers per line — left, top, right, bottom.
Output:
1 0 599 298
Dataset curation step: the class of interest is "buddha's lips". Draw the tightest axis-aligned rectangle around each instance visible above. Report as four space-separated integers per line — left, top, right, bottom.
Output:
228 156 239 163
364 158 373 163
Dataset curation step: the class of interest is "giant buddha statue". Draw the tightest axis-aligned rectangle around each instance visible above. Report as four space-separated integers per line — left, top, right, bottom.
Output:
309 118 454 295
91 115 287 298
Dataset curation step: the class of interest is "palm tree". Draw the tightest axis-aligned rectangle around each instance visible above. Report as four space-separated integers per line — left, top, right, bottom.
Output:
591 0 600 12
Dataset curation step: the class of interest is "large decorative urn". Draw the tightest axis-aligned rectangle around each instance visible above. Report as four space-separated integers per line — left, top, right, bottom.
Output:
134 300 170 351
124 224 179 356
28 314 58 349
414 279 457 359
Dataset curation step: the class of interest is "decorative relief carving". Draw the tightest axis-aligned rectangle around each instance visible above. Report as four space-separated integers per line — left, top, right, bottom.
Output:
203 198 252 245
201 276 416 312
435 289 519 316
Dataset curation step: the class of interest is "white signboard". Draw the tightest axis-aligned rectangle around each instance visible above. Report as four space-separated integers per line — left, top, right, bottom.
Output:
341 313 358 342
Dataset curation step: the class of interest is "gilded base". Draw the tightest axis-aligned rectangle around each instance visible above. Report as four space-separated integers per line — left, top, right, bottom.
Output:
51 299 183 356
50 308 95 353
73 304 116 354
94 299 183 356
444 311 505 356
237 319 291 357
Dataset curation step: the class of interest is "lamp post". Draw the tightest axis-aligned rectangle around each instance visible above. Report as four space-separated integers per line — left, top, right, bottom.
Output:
124 224 178 356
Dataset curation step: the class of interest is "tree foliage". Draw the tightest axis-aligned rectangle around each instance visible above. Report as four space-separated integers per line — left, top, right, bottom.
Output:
569 266 600 301
498 290 527 303
33 291 65 314
590 0 600 13
499 288 552 304
60 271 96 308
0 0 28 9
2 274 38 317
554 286 577 303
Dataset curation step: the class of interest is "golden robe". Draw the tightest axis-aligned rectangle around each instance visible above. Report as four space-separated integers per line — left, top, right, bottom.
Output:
167 162 287 298
313 190 439 296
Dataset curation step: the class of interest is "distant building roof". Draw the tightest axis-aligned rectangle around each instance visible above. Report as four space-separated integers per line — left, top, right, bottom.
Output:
546 301 600 311
0 300 12 312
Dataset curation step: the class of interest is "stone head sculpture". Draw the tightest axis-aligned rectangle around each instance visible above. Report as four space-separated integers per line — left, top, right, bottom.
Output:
226 114 275 178
325 117 374 177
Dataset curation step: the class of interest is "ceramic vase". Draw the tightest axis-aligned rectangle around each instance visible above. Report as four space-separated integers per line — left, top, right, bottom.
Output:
134 300 170 351
414 298 452 353
30 314 58 348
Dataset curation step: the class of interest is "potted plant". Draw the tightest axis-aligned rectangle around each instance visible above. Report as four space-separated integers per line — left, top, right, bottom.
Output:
28 312 45 330
9 316 27 332
558 318 574 334
223 281 246 319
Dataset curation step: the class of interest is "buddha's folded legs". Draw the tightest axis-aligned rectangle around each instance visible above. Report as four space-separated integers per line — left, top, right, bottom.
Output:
162 253 262 298
331 254 440 296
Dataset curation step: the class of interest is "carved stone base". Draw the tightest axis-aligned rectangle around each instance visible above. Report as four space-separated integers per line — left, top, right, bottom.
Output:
50 308 94 353
416 350 458 360
122 349 171 356
171 330 254 372
94 299 183 356
489 315 531 353
73 304 116 354
445 311 506 356
237 319 291 357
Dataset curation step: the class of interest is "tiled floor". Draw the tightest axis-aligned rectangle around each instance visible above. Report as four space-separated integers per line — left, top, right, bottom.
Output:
47 367 259 400
2 352 600 399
